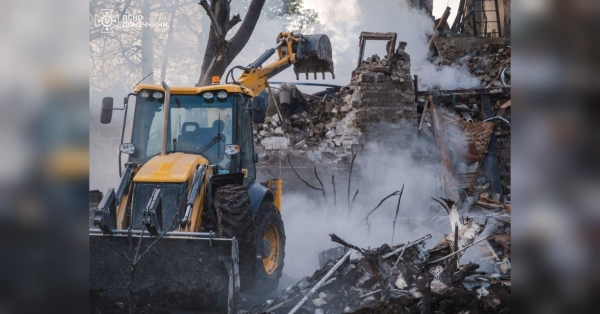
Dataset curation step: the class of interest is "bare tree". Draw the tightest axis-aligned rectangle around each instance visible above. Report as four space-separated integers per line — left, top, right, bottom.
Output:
196 0 266 86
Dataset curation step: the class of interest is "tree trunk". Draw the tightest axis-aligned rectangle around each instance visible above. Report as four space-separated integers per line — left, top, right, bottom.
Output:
196 0 266 87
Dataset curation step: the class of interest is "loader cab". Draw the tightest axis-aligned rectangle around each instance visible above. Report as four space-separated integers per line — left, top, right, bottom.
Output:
115 85 263 187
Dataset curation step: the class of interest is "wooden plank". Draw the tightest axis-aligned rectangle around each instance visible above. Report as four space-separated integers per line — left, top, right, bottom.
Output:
428 7 452 53
497 99 511 117
500 100 512 109
451 0 467 31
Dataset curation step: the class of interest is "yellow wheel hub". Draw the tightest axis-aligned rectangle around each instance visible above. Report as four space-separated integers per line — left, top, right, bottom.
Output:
262 223 280 275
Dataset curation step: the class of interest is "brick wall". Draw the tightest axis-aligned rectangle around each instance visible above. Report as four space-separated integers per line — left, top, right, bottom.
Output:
256 43 418 197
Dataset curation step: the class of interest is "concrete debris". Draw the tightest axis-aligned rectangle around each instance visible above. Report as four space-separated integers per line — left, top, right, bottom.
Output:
394 274 407 290
260 137 289 150
257 210 510 313
312 298 327 307
349 249 363 262
245 32 511 314
430 279 448 294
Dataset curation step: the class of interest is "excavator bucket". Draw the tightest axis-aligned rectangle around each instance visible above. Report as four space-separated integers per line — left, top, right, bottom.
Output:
89 230 240 313
294 34 335 80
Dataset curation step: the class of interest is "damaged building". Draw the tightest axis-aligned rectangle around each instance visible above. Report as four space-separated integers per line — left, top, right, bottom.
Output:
255 32 418 195
247 14 511 312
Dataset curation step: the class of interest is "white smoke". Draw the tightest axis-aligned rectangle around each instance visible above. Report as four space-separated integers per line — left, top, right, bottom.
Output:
231 0 481 90
280 129 452 279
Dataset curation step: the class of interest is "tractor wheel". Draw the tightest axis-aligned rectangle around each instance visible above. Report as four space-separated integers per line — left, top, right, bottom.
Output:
214 184 257 291
250 202 285 295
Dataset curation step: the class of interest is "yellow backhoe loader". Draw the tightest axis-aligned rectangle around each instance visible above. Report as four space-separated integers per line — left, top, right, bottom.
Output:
90 32 334 313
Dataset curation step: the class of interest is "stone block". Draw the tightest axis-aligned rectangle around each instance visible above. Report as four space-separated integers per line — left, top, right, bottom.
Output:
261 137 289 150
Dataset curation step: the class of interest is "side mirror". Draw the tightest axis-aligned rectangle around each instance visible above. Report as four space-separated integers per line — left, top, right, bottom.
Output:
100 97 114 124
251 96 266 124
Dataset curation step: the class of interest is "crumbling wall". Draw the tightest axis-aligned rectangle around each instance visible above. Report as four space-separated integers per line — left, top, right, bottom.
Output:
255 43 417 195
351 42 418 150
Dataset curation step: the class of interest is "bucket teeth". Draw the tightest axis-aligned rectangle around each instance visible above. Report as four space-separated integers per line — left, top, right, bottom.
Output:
292 34 335 80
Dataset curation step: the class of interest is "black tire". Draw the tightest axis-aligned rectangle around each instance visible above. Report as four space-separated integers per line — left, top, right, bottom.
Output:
214 184 257 291
250 202 286 295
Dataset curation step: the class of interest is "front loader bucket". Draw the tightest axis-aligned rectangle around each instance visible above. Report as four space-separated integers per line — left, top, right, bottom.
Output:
89 229 240 313
294 34 335 80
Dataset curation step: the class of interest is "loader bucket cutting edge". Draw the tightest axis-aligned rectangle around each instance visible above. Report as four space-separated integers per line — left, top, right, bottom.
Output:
89 230 240 313
294 34 335 80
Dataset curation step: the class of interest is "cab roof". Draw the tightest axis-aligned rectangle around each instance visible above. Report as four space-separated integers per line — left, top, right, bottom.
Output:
134 83 254 96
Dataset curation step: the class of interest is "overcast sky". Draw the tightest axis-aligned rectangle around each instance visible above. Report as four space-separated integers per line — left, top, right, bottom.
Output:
432 0 461 21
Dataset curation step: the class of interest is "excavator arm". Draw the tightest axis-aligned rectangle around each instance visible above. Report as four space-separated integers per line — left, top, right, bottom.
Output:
234 32 335 96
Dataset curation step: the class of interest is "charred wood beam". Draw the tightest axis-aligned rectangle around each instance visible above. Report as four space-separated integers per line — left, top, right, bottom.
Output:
428 7 451 54
391 184 405 245
347 154 357 212
430 96 459 201
417 87 510 97
480 95 504 202
421 288 431 314
456 10 474 34
451 0 466 31
330 233 364 252
288 250 352 314
414 75 419 95
331 175 337 209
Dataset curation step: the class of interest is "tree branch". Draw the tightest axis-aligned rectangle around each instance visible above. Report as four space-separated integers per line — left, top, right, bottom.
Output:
226 0 266 60
347 154 357 211
349 189 359 214
391 184 405 245
431 197 450 215
314 166 327 204
287 155 322 191
331 175 337 209
330 233 364 252
357 190 401 226
227 13 241 32
199 0 224 38
286 155 328 206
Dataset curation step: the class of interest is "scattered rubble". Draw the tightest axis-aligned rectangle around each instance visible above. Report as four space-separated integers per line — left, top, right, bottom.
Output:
252 199 510 314
255 85 358 152
249 30 512 314
255 34 416 162
432 37 511 88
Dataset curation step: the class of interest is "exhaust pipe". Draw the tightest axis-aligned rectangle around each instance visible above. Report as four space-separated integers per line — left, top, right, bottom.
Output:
161 81 170 156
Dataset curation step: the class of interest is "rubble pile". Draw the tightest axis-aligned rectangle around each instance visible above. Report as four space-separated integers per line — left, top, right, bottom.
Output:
255 41 417 155
255 201 511 314
432 38 511 88
256 86 357 150
465 45 511 88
